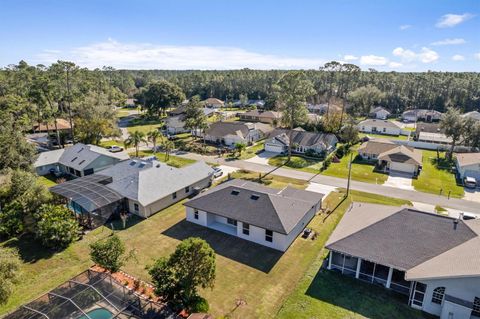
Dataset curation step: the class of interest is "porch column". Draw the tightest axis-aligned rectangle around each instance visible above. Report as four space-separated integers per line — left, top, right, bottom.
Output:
386 267 393 289
355 258 362 279
327 251 332 270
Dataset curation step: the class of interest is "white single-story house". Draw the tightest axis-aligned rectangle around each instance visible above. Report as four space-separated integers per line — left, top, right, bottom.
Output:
165 107 215 135
402 109 443 122
370 106 391 120
184 179 323 251
203 98 224 108
264 129 338 155
357 139 422 175
34 143 130 177
326 202 480 319
203 121 273 146
50 158 214 228
358 119 402 136
455 153 480 183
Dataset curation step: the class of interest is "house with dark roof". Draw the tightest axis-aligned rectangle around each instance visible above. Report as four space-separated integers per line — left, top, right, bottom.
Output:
238 110 282 124
357 139 422 175
184 179 323 251
369 106 391 120
326 202 480 319
204 121 273 146
358 119 402 136
32 118 72 133
264 129 338 155
34 143 129 177
165 106 215 135
402 109 443 123
203 98 224 108
50 157 214 227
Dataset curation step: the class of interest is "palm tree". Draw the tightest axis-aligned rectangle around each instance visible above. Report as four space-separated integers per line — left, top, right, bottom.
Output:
147 130 162 154
124 130 147 157
234 142 246 157
163 139 175 161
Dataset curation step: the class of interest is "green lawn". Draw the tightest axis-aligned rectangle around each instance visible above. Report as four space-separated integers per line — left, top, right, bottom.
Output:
116 110 132 118
229 141 266 160
227 169 309 189
131 150 196 168
99 139 124 148
321 150 388 184
126 124 162 135
359 133 409 141
1 175 416 319
37 175 57 187
268 155 323 174
276 192 428 319
413 150 464 198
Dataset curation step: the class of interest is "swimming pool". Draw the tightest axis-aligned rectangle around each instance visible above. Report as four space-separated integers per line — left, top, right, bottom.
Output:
78 308 113 319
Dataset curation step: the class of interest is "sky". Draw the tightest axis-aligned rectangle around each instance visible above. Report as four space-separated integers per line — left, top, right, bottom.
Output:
0 0 479 71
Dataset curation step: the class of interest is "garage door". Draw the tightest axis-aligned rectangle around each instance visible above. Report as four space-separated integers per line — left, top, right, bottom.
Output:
265 143 285 153
390 162 415 174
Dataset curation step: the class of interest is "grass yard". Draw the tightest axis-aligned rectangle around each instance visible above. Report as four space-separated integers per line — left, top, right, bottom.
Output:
412 150 464 198
276 192 427 319
126 123 162 135
321 150 388 184
37 175 58 187
116 110 132 118
268 155 323 174
227 169 308 189
229 141 266 160
131 150 196 168
359 133 409 141
99 139 124 148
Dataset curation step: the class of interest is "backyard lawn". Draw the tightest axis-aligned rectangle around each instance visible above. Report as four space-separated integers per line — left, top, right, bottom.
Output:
268 155 323 174
412 150 464 198
37 175 58 187
132 150 196 168
99 139 124 148
321 150 388 184
359 133 409 141
0 174 418 319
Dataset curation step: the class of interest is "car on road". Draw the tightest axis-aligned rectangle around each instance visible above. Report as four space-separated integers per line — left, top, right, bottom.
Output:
212 167 223 178
107 145 124 153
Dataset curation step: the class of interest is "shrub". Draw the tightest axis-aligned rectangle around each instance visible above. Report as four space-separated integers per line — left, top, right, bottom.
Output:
90 234 127 273
188 296 209 313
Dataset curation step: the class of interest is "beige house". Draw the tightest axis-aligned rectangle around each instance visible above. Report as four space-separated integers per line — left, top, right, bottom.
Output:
326 202 480 319
238 110 282 124
358 139 422 175
203 98 224 108
358 119 402 136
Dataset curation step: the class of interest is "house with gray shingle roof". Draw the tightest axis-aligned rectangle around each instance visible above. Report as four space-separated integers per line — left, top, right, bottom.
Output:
184 179 323 251
326 202 480 318
34 143 129 177
264 129 338 155
358 119 402 136
369 106 391 120
204 121 273 146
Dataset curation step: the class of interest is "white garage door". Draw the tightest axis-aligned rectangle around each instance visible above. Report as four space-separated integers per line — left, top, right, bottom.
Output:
390 162 415 174
265 143 284 153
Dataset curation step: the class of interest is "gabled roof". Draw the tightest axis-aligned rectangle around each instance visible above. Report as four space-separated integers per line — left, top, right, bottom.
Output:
203 98 224 105
358 119 401 129
327 203 478 273
455 153 480 167
378 145 423 166
357 139 397 155
32 118 72 132
168 106 215 117
370 106 390 114
98 159 213 206
206 122 250 138
34 143 129 170
267 129 338 149
462 111 480 121
240 110 282 119
185 179 322 234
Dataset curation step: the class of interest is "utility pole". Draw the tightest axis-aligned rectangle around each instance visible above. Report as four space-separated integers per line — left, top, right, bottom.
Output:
346 152 353 197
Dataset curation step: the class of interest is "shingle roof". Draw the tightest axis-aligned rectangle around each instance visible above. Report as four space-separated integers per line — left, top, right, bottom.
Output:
34 149 65 167
357 139 397 155
240 110 282 119
371 107 391 114
378 145 423 166
358 119 401 129
462 111 480 121
98 159 213 206
455 153 480 167
267 129 338 149
326 203 477 271
32 118 72 132
57 143 129 171
184 179 323 234
203 98 224 105
206 122 250 138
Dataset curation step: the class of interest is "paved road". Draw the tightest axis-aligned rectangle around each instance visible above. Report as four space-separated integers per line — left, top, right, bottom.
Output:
175 151 480 214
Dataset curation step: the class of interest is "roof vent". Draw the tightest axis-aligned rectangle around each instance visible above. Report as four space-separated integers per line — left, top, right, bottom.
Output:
250 194 260 200
231 190 240 196
129 161 137 166
71 157 78 162
77 147 84 153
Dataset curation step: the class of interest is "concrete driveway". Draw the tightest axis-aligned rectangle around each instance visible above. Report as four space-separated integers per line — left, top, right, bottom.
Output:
463 188 480 203
214 165 239 180
383 172 414 190
245 151 277 165
306 182 338 198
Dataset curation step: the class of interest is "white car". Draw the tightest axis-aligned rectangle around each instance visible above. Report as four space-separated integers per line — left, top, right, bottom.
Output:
464 176 477 189
107 145 124 153
212 167 223 178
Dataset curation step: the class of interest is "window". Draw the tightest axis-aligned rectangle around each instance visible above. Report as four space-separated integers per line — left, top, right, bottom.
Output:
265 229 273 242
472 297 480 317
185 186 190 193
382 127 386 133
172 192 177 199
227 218 237 226
431 287 445 304
411 282 426 307
194 210 199 220
134 203 139 212
242 223 250 235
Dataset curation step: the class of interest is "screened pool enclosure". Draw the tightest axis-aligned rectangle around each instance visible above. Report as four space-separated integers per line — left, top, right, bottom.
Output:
3 270 178 319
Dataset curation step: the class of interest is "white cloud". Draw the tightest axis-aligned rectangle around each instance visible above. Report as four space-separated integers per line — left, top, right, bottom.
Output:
451 54 465 61
343 55 358 61
360 55 388 66
34 39 328 70
475 53 480 60
392 47 439 63
399 24 412 30
436 13 474 28
389 62 403 68
431 38 466 46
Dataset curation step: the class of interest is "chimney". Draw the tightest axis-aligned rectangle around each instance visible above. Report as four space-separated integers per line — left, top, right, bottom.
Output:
459 212 464 220
453 218 459 230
